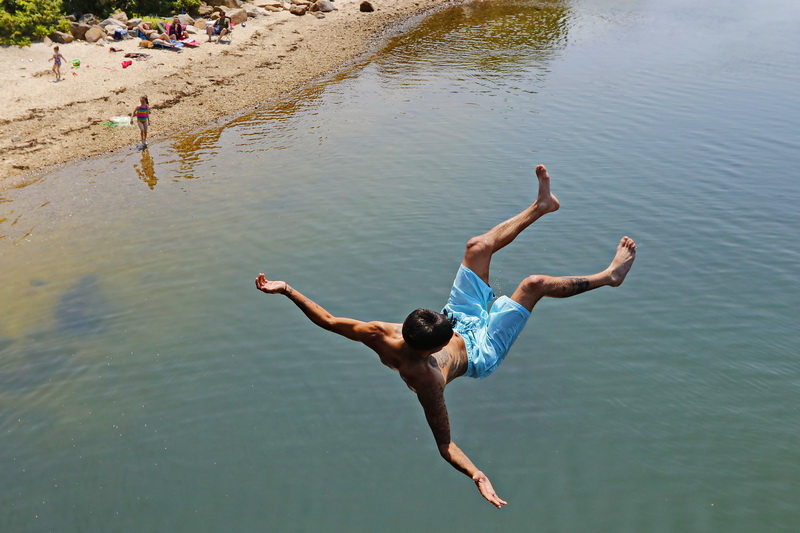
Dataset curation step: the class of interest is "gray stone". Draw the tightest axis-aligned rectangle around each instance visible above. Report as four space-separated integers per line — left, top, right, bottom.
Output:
79 13 98 25
312 0 336 12
126 18 142 29
244 5 269 17
100 18 127 29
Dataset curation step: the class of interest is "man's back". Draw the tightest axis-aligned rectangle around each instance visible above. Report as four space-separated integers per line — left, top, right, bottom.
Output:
356 320 469 390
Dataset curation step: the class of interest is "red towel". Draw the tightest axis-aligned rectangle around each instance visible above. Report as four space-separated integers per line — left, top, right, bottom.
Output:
122 60 133 68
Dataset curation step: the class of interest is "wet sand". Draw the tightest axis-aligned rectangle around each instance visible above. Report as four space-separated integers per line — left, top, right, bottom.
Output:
0 0 453 189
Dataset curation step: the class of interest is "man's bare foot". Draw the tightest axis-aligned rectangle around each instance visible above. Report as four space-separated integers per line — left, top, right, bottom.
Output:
534 164 560 214
607 236 636 286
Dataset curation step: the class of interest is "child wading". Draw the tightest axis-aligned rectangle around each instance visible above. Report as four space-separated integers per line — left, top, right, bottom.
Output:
49 46 66 82
131 95 150 148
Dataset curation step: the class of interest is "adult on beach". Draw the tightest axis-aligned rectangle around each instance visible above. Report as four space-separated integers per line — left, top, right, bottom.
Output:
167 17 188 41
207 15 231 43
130 95 150 148
255 164 637 508
137 21 170 42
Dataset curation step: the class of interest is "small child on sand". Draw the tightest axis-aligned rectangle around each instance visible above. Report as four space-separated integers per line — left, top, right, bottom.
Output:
130 95 150 148
49 46 66 82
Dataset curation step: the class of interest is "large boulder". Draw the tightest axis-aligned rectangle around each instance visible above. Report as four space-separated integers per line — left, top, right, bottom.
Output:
126 18 142 29
225 7 248 24
111 11 128 24
84 26 106 43
244 5 269 16
177 14 196 25
49 31 74 43
198 3 214 16
310 0 336 12
205 0 241 6
99 18 127 29
69 21 91 40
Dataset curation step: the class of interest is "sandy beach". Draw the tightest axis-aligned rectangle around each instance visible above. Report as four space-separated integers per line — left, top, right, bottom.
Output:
0 0 451 189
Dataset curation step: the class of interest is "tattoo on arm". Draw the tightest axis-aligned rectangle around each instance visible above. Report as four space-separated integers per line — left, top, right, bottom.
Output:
418 384 450 447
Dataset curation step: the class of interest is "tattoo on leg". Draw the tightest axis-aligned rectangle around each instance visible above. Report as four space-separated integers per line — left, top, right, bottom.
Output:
566 277 590 296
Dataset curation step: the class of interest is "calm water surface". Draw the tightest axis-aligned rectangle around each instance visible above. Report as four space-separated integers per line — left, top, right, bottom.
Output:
2 0 799 531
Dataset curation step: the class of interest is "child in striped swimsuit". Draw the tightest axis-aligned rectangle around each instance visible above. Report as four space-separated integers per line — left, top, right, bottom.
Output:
49 46 66 82
130 95 150 148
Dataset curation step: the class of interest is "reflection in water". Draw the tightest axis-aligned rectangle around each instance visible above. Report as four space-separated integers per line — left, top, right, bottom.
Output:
169 126 224 180
134 148 158 190
379 0 571 78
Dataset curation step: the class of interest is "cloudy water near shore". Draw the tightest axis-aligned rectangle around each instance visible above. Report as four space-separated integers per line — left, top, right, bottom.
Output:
2 0 800 531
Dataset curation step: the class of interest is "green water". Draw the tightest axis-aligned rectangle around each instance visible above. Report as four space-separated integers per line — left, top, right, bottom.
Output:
2 0 799 531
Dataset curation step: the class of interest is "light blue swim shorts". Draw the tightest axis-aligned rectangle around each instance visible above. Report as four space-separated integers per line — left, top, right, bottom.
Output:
443 265 531 379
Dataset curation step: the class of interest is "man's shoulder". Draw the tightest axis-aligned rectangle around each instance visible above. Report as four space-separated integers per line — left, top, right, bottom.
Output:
363 320 401 339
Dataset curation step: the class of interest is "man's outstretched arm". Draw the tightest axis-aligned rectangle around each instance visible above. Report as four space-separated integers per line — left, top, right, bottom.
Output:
255 273 378 343
416 383 508 509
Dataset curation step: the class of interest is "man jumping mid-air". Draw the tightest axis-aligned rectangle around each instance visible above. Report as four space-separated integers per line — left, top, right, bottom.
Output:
255 164 636 508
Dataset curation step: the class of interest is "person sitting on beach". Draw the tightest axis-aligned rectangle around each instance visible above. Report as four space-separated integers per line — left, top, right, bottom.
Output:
206 14 231 43
167 17 188 41
255 164 637 508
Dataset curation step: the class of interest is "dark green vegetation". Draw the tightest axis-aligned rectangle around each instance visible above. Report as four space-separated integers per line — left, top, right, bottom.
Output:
0 0 200 45
1 0 69 46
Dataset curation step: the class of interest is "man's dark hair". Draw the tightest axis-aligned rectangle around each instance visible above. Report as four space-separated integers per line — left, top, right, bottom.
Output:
402 308 455 351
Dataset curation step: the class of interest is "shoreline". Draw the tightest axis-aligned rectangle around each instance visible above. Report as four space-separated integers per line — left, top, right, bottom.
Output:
0 0 454 190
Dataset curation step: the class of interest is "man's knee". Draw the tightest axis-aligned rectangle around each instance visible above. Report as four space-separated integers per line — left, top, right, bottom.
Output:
519 275 547 296
465 235 492 260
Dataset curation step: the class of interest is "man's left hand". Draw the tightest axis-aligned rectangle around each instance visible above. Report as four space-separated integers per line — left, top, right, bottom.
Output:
472 471 508 509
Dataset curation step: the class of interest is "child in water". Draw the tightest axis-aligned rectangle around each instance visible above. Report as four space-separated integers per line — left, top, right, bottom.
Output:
49 46 66 82
130 95 150 148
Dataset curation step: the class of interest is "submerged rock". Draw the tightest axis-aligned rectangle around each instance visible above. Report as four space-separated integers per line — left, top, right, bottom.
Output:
54 275 109 335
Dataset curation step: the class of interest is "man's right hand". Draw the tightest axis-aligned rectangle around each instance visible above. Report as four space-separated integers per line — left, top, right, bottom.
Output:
472 471 508 509
255 273 288 295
